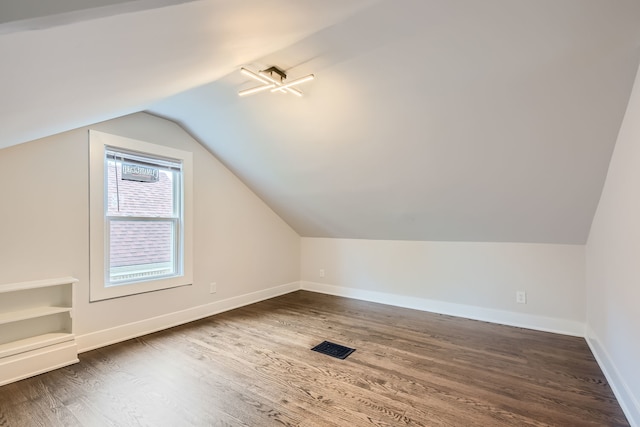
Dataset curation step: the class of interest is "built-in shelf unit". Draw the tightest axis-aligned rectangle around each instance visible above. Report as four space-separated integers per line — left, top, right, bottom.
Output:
0 277 79 386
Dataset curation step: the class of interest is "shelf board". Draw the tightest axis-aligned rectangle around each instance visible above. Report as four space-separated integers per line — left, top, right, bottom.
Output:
0 332 75 359
0 277 78 294
0 306 72 326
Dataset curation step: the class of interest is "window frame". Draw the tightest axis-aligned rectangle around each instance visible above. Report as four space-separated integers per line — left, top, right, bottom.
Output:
89 130 193 302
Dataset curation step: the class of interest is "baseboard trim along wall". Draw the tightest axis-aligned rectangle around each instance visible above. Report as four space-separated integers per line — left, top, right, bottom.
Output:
76 281 300 353
0 342 79 387
76 280 638 424
300 281 585 337
79 280 586 354
586 327 640 427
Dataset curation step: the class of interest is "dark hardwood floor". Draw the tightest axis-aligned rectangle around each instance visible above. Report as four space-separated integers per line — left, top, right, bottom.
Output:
0 291 628 426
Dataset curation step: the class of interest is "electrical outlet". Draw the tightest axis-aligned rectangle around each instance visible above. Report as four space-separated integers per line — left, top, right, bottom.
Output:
319 269 325 278
209 282 217 294
516 291 526 304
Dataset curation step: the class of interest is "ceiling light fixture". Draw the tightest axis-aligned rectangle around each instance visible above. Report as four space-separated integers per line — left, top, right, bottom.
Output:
238 83 275 97
239 66 314 97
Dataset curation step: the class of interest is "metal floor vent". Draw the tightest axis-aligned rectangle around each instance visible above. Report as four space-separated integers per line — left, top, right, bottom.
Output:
311 341 355 360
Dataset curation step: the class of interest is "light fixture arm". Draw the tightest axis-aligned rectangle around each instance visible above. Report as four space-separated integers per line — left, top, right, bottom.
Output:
270 74 314 92
238 66 314 98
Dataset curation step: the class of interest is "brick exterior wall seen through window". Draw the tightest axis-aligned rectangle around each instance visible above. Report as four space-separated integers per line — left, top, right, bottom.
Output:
107 161 175 268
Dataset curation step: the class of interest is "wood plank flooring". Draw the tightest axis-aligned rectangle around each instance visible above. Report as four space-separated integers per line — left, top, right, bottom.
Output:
0 291 629 426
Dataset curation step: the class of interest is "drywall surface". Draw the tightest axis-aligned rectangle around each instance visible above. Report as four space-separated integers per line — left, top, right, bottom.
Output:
0 112 300 338
301 238 585 335
586 65 640 426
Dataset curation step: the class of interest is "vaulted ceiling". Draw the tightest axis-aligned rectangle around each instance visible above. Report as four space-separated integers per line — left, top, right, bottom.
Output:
2 0 640 244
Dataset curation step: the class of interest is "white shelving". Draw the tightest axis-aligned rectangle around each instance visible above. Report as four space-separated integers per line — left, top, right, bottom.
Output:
0 277 79 386
0 306 73 326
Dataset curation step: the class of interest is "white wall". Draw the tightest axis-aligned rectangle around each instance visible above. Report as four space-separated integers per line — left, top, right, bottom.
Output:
0 112 300 349
586 65 640 426
301 238 585 335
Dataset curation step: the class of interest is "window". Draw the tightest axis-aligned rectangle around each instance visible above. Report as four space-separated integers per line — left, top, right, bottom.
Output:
105 148 181 284
89 130 193 301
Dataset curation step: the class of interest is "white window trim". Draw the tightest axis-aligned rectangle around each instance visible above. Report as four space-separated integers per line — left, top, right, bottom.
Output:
89 130 193 302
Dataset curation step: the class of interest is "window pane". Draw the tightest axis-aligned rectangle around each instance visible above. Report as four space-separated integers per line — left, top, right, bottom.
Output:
106 160 176 217
108 220 176 285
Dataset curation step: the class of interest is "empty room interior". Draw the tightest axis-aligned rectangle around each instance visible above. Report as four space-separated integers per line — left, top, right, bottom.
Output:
1 0 640 425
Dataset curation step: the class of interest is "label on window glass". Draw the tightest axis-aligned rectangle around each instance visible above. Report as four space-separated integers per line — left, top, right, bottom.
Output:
121 163 160 182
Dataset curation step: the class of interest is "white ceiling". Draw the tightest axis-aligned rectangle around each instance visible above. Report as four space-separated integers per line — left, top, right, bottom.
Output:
0 0 372 147
2 0 640 244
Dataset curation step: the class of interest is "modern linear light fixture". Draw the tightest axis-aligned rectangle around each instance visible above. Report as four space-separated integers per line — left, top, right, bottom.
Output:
239 66 314 97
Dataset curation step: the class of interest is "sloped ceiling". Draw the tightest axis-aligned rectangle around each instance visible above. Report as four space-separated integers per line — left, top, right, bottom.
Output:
2 0 640 244
0 0 373 146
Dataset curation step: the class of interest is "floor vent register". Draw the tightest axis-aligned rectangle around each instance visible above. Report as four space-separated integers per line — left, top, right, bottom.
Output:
311 341 355 360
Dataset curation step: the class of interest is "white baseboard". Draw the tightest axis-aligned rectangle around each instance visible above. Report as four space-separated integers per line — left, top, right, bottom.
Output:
300 281 585 337
75 280 636 424
0 341 79 386
78 280 585 352
76 281 300 353
586 327 639 427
